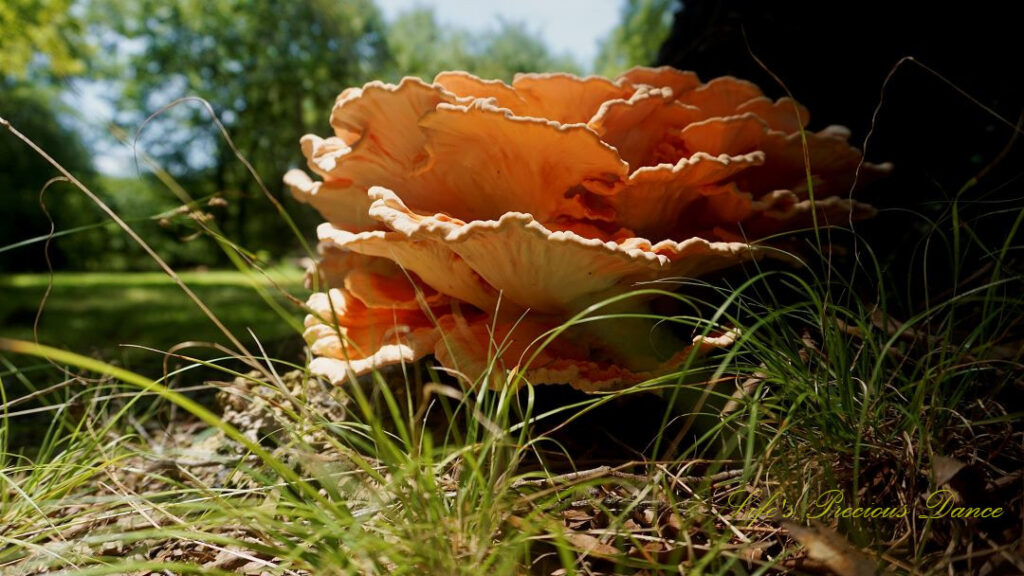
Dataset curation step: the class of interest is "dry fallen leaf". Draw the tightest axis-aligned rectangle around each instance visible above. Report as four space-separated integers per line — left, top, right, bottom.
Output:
932 454 966 487
563 531 621 559
782 520 877 576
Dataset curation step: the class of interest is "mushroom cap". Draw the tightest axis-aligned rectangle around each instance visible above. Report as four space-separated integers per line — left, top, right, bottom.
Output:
288 67 889 391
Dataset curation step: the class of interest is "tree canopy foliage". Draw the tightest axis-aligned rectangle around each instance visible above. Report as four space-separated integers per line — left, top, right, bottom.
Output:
594 0 675 77
83 0 392 252
385 8 579 81
0 0 89 79
0 83 112 270
1 1 99 270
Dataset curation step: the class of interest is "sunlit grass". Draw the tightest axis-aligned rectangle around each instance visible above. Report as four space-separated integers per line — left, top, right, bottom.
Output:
1 269 303 288
0 270 304 373
2 225 1020 573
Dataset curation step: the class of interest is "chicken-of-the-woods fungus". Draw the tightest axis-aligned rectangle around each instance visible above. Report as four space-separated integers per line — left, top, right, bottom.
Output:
286 67 890 391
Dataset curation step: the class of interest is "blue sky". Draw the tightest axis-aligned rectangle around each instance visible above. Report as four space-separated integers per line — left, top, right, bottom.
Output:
375 0 622 67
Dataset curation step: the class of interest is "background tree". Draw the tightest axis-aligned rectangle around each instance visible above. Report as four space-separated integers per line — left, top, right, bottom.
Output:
472 19 579 80
87 0 391 258
0 86 105 271
0 0 104 271
385 8 580 82
593 0 674 77
0 0 89 79
385 8 475 79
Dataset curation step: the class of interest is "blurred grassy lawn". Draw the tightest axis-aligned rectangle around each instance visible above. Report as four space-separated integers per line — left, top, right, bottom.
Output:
0 269 307 377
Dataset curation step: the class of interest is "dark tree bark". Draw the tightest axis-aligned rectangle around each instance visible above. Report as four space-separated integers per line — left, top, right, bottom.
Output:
656 1 1024 299
656 0 1022 199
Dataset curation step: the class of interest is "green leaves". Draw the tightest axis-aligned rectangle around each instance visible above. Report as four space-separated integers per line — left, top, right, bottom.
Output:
384 8 580 83
0 0 90 79
594 0 675 77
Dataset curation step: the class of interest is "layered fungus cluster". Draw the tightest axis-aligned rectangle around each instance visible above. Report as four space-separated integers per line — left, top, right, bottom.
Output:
286 67 889 391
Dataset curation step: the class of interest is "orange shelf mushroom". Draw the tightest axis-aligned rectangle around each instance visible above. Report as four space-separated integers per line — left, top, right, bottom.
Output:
286 67 890 391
